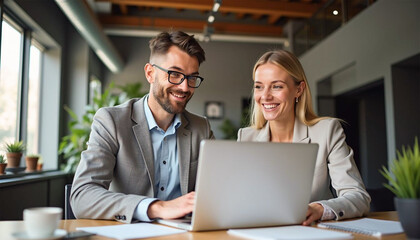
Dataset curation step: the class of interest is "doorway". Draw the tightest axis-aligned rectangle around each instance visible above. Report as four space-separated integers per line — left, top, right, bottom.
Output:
318 78 392 211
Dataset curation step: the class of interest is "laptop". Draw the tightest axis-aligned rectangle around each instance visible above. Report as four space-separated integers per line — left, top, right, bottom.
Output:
157 140 319 231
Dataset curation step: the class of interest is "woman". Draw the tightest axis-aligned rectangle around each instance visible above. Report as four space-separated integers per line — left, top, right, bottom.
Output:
237 50 370 225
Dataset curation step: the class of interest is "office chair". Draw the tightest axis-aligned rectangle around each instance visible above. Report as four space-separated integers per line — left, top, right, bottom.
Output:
64 184 76 219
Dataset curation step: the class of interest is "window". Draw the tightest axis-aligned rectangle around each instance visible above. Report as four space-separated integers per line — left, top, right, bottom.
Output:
26 43 42 155
0 15 44 165
0 19 23 151
89 76 102 105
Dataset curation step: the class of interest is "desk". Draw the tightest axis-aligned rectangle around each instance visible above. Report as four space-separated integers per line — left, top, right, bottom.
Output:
0 211 406 240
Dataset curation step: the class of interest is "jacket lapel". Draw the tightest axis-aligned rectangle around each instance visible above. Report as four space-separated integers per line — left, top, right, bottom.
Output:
132 96 156 194
293 118 311 143
177 113 191 195
255 122 271 142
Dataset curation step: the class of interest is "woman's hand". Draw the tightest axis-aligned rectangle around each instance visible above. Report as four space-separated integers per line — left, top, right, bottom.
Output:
302 203 324 226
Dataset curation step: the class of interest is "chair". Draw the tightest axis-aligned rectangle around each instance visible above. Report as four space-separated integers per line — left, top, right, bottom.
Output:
64 184 76 219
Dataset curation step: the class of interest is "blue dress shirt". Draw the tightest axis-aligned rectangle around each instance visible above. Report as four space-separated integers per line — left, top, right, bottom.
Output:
133 96 182 221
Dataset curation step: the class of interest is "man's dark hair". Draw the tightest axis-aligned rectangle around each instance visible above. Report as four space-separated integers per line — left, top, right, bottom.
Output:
149 31 205 65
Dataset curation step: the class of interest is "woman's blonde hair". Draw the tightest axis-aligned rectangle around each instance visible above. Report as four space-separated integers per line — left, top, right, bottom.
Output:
250 50 328 129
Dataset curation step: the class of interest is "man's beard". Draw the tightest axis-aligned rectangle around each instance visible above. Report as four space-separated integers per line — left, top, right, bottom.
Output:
152 81 193 114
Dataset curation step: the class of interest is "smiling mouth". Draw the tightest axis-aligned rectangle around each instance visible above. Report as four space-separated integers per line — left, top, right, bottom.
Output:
170 91 189 101
263 103 279 109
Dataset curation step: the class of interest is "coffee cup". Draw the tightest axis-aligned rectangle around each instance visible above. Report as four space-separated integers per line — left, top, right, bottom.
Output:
23 207 62 238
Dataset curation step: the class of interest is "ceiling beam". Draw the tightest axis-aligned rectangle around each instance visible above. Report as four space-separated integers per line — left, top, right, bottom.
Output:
96 0 321 18
119 4 128 15
98 15 283 36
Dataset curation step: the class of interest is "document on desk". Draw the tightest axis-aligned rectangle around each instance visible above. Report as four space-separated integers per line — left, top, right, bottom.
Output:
228 226 353 239
317 218 403 236
77 223 186 240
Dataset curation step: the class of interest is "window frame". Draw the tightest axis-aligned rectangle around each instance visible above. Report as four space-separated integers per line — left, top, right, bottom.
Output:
0 6 45 172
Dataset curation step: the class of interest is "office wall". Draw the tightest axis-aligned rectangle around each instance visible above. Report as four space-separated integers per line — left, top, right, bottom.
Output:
299 0 420 167
105 36 279 139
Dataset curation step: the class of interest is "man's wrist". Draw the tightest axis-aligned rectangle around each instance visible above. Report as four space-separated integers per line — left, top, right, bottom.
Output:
134 198 158 222
147 200 163 219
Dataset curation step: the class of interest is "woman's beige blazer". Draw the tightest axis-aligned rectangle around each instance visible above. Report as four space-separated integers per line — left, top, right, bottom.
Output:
238 118 371 220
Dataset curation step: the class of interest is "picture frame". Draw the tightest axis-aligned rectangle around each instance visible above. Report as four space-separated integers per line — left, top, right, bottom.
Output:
205 101 224 119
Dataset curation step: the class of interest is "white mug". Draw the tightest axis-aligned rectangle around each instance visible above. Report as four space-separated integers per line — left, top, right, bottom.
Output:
23 207 62 238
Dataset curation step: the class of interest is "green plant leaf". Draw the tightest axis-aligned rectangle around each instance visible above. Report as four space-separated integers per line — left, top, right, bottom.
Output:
59 81 147 173
380 137 420 198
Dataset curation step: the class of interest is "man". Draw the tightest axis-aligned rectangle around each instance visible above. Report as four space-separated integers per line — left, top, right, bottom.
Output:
70 31 214 223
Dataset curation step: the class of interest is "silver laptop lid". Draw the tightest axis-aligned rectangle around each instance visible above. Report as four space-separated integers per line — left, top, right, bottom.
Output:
191 140 318 231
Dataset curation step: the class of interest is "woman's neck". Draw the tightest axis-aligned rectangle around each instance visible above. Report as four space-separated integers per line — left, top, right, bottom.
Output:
269 116 295 143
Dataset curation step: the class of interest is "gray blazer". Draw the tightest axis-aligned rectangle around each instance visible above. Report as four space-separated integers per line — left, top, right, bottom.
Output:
237 118 371 220
70 96 214 223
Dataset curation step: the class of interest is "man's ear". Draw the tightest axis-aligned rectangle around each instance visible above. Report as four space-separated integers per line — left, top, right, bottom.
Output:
144 63 154 84
297 81 306 97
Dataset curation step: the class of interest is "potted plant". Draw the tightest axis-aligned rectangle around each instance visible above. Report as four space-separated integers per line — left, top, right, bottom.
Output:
37 157 43 171
0 154 6 174
25 154 40 172
380 137 420 239
3 141 26 168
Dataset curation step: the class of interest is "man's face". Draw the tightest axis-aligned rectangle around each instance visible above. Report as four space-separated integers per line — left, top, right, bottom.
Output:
148 46 200 114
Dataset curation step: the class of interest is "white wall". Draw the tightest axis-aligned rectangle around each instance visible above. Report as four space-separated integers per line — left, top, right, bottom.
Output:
299 0 420 165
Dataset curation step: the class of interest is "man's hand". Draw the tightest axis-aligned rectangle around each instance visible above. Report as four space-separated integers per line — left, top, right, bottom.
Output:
147 192 195 219
302 202 324 226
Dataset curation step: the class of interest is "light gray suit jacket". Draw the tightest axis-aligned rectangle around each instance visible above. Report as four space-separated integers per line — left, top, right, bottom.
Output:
70 96 214 223
237 118 371 220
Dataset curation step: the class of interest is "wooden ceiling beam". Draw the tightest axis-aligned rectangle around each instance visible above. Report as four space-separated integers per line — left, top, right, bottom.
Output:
235 13 246 19
96 0 321 18
268 15 281 24
98 15 283 36
119 4 128 15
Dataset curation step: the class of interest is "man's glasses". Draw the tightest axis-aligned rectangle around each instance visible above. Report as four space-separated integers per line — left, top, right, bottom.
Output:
152 64 204 88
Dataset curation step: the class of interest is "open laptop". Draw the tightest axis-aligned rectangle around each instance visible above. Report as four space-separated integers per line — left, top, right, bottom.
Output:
157 140 319 231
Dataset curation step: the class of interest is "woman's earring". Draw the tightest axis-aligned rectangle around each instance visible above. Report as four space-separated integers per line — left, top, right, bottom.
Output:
296 97 299 103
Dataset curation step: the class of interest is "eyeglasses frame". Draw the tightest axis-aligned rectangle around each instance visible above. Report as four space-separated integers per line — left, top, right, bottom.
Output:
152 64 204 88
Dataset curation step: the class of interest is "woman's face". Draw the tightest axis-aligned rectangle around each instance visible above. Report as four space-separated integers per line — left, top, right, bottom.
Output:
254 62 301 122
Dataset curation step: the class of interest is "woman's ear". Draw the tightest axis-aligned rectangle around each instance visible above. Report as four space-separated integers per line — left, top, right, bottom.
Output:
144 63 154 84
297 81 306 97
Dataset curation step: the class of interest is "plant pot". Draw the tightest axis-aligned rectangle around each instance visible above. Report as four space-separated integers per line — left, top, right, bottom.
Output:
25 157 39 172
37 163 43 171
0 163 6 174
395 197 420 239
6 152 23 168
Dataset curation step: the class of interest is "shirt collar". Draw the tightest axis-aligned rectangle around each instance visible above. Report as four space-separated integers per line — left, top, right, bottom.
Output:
144 95 181 132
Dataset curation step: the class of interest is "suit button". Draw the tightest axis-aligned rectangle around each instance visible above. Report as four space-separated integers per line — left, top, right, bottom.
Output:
163 161 166 164
339 211 344 217
160 187 164 191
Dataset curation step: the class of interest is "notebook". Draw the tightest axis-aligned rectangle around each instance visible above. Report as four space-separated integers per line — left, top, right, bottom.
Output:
317 218 404 237
157 140 319 231
228 226 353 239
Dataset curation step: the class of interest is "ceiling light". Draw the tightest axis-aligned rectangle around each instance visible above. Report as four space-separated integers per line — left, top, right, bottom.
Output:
202 25 214 42
208 15 215 23
212 3 220 12
333 10 339 15
212 0 222 12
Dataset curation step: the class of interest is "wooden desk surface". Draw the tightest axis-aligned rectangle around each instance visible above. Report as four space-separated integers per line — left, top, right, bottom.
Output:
0 211 406 240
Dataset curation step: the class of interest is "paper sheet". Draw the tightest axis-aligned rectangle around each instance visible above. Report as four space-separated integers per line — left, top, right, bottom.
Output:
228 226 353 240
77 223 186 240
